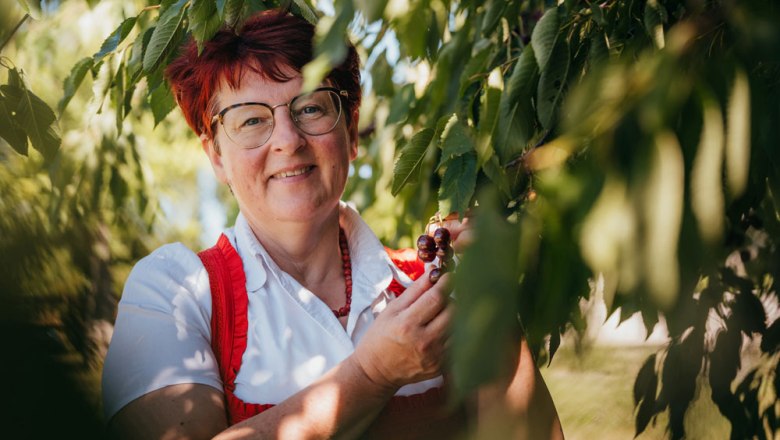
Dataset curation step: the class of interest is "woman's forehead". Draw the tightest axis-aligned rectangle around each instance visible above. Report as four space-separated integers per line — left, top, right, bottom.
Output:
212 67 300 108
212 67 332 110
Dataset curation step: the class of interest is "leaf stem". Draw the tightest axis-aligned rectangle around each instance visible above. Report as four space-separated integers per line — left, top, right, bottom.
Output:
0 14 31 55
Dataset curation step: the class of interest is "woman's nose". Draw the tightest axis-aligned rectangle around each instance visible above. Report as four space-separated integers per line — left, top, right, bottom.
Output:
269 106 304 155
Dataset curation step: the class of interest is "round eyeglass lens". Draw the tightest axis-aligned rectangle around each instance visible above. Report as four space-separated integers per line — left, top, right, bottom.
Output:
290 89 343 136
222 104 274 148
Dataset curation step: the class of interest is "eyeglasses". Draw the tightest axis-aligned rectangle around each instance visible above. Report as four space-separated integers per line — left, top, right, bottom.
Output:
211 87 348 149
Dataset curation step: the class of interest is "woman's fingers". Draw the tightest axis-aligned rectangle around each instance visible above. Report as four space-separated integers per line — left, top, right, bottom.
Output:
425 302 452 338
404 273 452 325
387 266 435 310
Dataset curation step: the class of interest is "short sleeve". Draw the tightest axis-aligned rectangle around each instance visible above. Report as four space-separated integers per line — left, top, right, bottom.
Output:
101 243 222 421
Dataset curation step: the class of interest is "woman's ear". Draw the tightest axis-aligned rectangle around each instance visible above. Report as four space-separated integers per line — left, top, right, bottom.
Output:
201 133 228 184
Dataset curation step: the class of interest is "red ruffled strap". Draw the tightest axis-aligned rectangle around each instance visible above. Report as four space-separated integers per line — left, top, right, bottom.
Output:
385 247 426 296
198 234 273 425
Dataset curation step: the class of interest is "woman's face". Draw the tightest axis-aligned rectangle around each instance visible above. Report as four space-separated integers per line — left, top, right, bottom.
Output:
202 69 357 231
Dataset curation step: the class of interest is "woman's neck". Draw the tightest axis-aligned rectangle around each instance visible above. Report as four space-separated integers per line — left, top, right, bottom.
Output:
247 208 343 289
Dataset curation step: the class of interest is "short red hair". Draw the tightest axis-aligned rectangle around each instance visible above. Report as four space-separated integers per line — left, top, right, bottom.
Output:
165 10 361 140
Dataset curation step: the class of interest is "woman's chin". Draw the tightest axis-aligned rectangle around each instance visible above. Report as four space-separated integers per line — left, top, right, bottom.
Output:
267 198 339 223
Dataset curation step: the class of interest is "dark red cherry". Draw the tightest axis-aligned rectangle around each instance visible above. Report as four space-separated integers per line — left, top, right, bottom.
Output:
433 227 451 248
417 249 436 262
429 267 444 284
416 234 436 251
436 246 454 262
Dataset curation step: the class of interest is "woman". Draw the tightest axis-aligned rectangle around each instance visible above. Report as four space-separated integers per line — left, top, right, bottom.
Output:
102 10 562 439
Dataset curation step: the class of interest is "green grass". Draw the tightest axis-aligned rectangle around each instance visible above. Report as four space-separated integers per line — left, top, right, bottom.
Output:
541 344 731 440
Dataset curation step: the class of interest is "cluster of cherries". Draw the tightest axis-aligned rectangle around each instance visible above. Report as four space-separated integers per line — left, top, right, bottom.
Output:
416 227 454 284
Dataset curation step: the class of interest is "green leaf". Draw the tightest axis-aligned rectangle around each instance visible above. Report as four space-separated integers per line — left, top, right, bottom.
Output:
531 7 560 71
590 2 605 27
109 164 129 207
643 1 667 49
481 0 507 37
391 127 435 195
93 16 138 64
370 53 395 97
189 0 223 53
726 70 750 199
396 3 429 60
113 64 126 134
459 39 495 96
387 83 415 125
216 0 227 18
301 55 335 94
7 67 23 88
495 45 538 163
476 84 501 165
123 82 137 122
481 153 511 197
0 95 29 155
634 354 659 436
536 38 570 129
143 0 188 73
149 84 176 126
305 2 352 91
451 189 521 395
438 114 475 169
58 57 94 114
291 0 318 24
0 84 60 159
127 26 154 83
224 0 246 27
438 152 477 216
16 0 42 19
355 0 387 22
588 32 609 66
690 98 725 244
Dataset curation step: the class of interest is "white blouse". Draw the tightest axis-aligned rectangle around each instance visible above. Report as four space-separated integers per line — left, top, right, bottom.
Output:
101 202 442 420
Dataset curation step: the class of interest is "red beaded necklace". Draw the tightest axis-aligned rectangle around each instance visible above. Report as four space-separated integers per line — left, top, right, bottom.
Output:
332 228 352 318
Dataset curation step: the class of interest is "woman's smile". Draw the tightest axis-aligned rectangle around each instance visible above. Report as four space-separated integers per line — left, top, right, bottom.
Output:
270 164 316 181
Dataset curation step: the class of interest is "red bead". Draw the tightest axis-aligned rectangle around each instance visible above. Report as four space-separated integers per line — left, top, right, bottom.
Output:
332 227 352 318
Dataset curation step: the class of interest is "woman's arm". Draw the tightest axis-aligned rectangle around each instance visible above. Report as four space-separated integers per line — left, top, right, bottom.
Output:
107 269 452 440
476 338 564 440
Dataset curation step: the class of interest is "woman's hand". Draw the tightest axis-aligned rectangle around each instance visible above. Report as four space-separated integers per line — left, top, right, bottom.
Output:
351 269 453 392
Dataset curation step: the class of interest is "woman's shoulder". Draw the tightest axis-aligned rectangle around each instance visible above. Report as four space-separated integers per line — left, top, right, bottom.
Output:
121 242 212 311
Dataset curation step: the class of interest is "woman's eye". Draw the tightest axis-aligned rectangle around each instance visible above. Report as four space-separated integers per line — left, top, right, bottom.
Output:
299 105 323 116
241 117 269 128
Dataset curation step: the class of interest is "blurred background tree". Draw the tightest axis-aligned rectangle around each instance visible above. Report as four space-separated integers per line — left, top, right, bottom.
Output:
1 0 778 438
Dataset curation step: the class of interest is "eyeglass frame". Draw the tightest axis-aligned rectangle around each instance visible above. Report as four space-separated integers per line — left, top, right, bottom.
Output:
210 87 350 148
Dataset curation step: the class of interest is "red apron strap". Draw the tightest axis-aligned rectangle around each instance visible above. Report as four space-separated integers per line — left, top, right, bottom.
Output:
198 234 273 425
385 247 426 296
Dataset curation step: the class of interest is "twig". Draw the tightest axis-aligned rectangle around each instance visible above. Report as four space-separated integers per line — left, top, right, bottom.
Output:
0 14 31 55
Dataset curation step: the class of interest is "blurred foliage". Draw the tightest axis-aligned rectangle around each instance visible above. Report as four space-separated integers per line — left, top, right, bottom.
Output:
3 0 780 438
0 0 208 369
